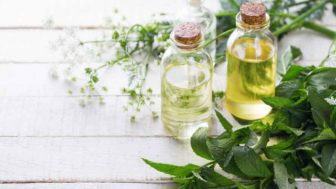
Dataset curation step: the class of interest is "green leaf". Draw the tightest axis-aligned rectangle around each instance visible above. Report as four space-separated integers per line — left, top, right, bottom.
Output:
191 127 213 160
206 137 235 168
282 65 305 81
305 128 336 143
308 88 333 128
321 143 336 176
262 96 294 109
307 67 336 90
277 46 302 79
85 67 92 74
276 80 304 98
233 146 272 178
199 167 235 186
274 161 296 189
112 31 119 40
278 123 304 136
143 159 199 177
331 107 336 134
215 109 233 134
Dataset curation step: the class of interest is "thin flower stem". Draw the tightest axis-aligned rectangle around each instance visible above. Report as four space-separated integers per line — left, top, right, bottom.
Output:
201 28 235 49
286 0 311 8
227 0 240 11
270 12 336 39
273 0 328 37
216 11 237 17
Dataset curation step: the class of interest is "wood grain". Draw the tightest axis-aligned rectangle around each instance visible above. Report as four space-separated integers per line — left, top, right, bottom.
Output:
0 182 334 189
0 137 204 182
0 183 177 189
0 0 221 27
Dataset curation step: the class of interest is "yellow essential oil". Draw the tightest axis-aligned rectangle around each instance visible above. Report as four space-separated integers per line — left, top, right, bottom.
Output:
225 2 277 120
225 37 276 120
162 62 212 137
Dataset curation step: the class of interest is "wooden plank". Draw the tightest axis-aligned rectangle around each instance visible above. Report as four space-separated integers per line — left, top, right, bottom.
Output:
0 96 163 137
0 137 204 182
0 183 177 189
0 95 227 137
0 137 331 188
0 63 131 96
0 0 335 28
0 182 334 189
0 0 221 27
297 181 335 189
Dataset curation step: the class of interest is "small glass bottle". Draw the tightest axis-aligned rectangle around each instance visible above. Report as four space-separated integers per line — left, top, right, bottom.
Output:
161 22 213 138
176 0 217 62
225 2 277 120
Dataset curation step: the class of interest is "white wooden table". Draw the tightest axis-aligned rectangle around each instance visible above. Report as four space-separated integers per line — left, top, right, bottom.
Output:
0 0 335 188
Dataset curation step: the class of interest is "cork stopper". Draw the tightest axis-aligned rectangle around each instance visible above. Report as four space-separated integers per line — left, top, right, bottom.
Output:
173 22 202 48
240 2 266 25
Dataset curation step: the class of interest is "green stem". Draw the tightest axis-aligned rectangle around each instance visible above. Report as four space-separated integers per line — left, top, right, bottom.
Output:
200 28 235 49
286 0 310 8
273 0 328 37
216 11 237 17
227 0 240 10
303 21 336 39
270 11 336 39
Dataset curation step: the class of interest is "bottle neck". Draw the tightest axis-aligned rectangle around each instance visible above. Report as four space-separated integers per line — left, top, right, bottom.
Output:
236 13 270 32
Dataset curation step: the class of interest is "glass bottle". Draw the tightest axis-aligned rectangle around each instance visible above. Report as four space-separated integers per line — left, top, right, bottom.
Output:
225 2 277 121
161 22 213 138
176 0 217 62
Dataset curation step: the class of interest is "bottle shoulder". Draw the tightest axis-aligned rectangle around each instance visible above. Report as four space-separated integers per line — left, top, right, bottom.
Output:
161 47 212 67
227 28 276 49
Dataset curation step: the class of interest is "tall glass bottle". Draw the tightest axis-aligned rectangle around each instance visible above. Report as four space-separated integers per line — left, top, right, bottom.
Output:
176 0 217 62
225 2 277 120
161 22 213 138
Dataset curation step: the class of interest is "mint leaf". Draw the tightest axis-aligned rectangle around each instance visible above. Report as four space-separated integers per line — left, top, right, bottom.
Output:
331 107 336 134
277 46 302 79
308 88 333 128
307 67 336 90
233 146 272 178
199 167 235 186
191 127 213 160
282 65 305 81
207 137 235 168
276 80 304 98
262 96 294 109
274 161 296 189
305 128 336 143
215 109 233 134
142 159 199 177
321 143 336 176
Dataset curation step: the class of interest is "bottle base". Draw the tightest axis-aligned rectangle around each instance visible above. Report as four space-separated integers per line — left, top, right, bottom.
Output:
162 118 211 139
225 99 272 121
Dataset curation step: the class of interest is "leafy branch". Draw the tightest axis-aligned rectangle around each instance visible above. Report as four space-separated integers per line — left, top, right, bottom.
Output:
144 60 336 188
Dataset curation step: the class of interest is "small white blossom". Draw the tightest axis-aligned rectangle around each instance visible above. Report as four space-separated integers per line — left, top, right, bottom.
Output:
325 96 336 105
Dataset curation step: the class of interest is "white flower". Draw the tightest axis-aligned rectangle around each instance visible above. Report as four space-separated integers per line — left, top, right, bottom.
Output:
325 96 336 105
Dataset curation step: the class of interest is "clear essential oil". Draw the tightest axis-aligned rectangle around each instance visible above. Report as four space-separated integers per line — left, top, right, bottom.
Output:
225 2 277 120
161 23 212 138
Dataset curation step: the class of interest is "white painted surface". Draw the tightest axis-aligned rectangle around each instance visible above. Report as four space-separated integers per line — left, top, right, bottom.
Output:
0 0 334 188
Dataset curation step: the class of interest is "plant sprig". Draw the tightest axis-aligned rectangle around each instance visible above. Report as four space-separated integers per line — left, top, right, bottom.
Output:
144 50 336 188
51 0 336 120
